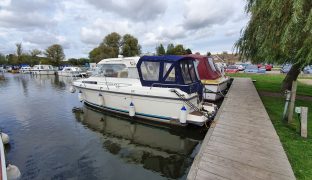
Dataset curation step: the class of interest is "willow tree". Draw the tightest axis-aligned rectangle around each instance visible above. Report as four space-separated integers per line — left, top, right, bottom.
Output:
235 0 312 91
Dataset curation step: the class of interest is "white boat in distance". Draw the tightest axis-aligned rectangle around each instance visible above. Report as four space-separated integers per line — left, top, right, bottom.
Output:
30 65 55 75
72 55 217 127
20 66 31 74
58 67 86 77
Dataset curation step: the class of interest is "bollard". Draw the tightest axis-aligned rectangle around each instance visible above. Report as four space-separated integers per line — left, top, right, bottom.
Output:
301 107 308 138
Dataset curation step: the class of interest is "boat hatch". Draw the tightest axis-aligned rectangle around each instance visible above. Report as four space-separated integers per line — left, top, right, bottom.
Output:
137 55 203 96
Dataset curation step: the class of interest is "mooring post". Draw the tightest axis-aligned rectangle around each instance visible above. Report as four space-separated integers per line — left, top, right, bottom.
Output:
288 81 297 123
301 107 308 138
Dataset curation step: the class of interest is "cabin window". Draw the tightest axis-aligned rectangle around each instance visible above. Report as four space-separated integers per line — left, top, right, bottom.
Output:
140 61 160 81
163 63 176 82
180 61 192 84
96 64 127 77
208 58 217 72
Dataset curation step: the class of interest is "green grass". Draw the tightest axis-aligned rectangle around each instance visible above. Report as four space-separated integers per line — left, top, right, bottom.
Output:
227 73 312 179
261 97 312 179
228 73 312 96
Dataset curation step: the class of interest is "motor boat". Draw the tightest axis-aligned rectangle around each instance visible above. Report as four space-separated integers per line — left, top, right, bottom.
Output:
187 54 230 101
20 66 31 74
58 67 85 77
71 55 217 126
30 65 55 75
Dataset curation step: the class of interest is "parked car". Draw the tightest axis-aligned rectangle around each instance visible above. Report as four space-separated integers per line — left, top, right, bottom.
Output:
280 64 292 73
235 64 245 71
244 65 266 73
265 64 272 71
225 65 239 73
303 65 312 74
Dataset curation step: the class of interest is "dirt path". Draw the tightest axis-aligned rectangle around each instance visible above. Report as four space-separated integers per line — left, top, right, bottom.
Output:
258 91 312 101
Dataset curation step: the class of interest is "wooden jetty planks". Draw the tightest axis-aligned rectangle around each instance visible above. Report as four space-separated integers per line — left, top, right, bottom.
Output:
187 78 296 180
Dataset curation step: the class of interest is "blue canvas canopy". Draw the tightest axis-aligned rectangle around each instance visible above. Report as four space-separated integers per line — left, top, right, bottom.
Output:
137 55 203 98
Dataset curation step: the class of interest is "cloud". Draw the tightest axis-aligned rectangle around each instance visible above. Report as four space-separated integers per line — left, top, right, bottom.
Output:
80 18 132 45
0 0 58 30
85 0 167 21
23 31 70 49
182 0 243 30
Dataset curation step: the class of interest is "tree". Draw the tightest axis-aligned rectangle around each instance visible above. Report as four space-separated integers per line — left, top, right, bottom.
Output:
207 52 212 56
89 32 141 62
166 43 175 55
186 48 192 54
30 49 41 57
156 44 166 55
0 53 7 65
45 44 65 66
16 43 23 64
173 44 186 55
121 34 141 57
101 32 121 57
235 0 312 91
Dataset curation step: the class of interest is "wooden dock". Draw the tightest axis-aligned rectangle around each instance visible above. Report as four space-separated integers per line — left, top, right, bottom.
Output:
187 78 296 180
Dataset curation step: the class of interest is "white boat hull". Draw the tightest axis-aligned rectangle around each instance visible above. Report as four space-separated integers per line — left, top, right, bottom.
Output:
73 78 213 126
202 77 230 101
58 71 82 77
30 70 55 75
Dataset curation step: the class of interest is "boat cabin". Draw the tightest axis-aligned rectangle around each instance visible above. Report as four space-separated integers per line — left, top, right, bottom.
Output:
96 57 140 79
137 55 203 96
186 54 221 80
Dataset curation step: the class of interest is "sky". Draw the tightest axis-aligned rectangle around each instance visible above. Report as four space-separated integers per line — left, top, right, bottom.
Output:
0 0 249 59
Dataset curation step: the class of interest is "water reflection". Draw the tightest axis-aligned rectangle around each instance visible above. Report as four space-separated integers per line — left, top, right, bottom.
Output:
74 106 206 179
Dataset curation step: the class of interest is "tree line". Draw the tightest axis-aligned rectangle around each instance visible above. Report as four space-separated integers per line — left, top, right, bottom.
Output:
0 43 68 67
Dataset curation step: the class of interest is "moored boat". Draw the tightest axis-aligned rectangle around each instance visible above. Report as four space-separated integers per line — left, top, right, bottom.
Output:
30 65 55 75
20 66 31 74
72 55 217 126
58 67 85 77
187 54 230 101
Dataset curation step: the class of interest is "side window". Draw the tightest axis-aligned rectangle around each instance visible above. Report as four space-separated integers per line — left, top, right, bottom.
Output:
140 61 160 81
180 61 192 84
208 58 217 72
97 64 127 77
163 63 175 82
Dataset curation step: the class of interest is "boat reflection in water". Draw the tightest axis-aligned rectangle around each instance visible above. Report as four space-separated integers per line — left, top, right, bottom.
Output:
73 105 207 179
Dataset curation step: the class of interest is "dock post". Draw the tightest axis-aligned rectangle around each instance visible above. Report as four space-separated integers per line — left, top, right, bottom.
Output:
288 81 297 123
301 107 308 138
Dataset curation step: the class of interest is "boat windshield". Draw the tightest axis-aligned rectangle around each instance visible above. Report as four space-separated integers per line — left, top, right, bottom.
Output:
95 64 128 78
180 60 198 84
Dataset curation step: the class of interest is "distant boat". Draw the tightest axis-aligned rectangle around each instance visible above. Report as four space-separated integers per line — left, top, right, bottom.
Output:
58 67 85 77
30 65 55 75
187 54 230 101
71 56 217 127
20 66 31 74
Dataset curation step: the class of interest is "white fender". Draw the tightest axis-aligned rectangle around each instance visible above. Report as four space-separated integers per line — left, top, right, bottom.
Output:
98 93 104 106
69 86 76 93
179 106 187 124
129 102 135 117
1 132 9 144
6 164 21 180
78 91 83 102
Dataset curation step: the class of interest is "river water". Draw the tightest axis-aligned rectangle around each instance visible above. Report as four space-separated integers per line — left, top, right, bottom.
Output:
0 73 207 180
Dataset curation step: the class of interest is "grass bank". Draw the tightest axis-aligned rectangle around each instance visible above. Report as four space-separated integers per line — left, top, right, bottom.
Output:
228 73 312 179
229 73 312 96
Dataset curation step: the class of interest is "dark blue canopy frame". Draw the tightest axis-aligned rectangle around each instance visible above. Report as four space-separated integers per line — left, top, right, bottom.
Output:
137 55 203 99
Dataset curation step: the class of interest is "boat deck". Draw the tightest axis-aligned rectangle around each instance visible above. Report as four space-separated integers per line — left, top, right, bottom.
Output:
187 78 295 180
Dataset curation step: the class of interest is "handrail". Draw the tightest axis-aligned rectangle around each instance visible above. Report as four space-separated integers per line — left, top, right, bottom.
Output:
150 82 198 89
